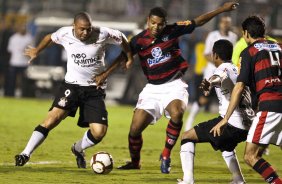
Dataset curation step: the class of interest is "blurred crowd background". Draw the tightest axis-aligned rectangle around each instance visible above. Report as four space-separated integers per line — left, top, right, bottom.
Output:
0 0 282 107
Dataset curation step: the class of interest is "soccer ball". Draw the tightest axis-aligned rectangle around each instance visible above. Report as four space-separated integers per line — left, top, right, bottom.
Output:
90 151 113 174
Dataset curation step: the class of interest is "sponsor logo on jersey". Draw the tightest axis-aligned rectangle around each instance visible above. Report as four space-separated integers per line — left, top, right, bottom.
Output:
71 53 101 67
147 47 171 67
254 43 281 51
265 78 281 84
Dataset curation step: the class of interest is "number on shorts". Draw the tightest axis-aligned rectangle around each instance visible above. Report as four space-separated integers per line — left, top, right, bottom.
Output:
65 89 71 97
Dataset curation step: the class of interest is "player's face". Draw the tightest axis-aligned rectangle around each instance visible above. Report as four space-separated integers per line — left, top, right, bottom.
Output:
73 19 92 41
219 17 232 33
147 15 166 38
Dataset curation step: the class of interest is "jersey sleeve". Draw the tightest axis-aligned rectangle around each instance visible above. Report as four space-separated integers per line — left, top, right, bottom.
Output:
51 27 64 45
102 27 123 45
171 20 196 38
237 49 252 85
129 36 138 56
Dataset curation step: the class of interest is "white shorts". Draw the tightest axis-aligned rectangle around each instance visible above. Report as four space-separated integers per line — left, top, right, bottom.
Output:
247 111 282 146
203 62 216 79
135 78 189 124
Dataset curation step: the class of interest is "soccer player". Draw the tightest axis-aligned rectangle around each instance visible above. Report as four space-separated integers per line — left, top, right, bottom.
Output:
178 39 254 184
14 12 133 168
211 16 282 184
95 2 239 174
185 16 238 131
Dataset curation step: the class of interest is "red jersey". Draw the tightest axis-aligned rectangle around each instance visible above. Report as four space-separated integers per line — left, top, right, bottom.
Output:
237 39 282 112
130 20 196 84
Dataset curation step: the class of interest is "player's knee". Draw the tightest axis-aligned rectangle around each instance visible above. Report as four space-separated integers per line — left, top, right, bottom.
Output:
170 109 184 122
89 127 107 141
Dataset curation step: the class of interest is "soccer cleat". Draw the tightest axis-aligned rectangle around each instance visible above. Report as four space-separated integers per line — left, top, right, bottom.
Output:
15 154 30 166
117 161 140 170
160 155 171 174
229 181 246 184
71 144 86 168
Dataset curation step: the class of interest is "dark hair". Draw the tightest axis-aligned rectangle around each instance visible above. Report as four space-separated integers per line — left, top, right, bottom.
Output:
74 12 91 23
212 39 233 61
149 7 167 20
241 16 265 38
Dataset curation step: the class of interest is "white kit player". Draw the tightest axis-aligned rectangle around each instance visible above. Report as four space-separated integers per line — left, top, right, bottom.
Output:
15 12 133 168
185 16 238 131
178 40 254 184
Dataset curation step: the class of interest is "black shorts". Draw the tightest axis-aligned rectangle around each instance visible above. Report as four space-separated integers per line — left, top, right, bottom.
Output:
50 82 108 127
194 116 248 152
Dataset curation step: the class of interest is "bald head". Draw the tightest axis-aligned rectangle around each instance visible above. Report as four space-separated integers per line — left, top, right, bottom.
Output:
74 12 91 24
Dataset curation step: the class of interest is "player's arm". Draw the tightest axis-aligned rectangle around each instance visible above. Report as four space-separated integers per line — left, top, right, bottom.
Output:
210 82 245 137
24 34 54 64
199 75 222 96
94 52 127 87
120 33 134 69
194 2 238 27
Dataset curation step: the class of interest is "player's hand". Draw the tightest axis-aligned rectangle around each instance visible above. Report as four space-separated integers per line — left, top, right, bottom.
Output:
125 59 133 70
24 45 38 64
199 79 211 96
93 72 107 89
221 2 239 12
210 118 228 137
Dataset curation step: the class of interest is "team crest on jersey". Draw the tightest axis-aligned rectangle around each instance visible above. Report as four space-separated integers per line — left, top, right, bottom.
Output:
162 35 169 42
58 97 68 107
147 47 171 67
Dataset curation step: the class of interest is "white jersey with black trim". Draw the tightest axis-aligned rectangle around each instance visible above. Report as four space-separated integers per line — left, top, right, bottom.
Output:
213 62 249 130
51 26 123 87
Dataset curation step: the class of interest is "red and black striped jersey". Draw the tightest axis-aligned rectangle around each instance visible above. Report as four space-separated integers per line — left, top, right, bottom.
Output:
237 39 282 112
130 20 196 84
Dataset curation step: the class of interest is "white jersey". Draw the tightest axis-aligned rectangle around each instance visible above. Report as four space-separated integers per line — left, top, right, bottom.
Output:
213 63 249 130
51 26 123 87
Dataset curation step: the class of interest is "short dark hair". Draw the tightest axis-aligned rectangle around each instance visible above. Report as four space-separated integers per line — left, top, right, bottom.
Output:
242 16 265 39
149 7 167 20
212 39 233 61
74 12 91 23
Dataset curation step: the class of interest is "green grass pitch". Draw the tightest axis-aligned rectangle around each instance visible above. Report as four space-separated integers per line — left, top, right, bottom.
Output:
0 97 281 184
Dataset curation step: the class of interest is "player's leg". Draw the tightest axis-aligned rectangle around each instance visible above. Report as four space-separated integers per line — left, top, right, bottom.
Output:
118 108 153 169
72 123 107 168
160 99 185 173
71 92 108 168
244 142 282 184
15 107 69 166
179 128 199 184
222 150 245 184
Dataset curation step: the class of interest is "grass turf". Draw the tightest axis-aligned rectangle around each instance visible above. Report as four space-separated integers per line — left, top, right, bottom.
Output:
0 97 281 184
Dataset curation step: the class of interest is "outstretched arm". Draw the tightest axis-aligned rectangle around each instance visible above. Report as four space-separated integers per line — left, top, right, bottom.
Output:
194 2 238 27
24 34 54 64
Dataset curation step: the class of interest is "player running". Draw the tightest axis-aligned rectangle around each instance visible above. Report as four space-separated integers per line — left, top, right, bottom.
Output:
14 12 133 168
178 39 254 184
95 2 239 174
211 16 282 184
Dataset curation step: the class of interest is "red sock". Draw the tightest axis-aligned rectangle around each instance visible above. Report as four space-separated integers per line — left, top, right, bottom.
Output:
128 134 143 165
162 120 182 159
253 158 282 184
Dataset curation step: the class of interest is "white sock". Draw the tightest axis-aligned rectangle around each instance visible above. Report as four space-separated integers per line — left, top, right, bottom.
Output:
222 150 245 183
185 102 200 131
21 131 46 156
180 142 195 184
75 130 95 152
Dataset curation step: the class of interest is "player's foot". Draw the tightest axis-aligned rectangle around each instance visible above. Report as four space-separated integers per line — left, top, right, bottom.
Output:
71 144 86 168
160 155 171 174
15 154 30 166
117 161 140 170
